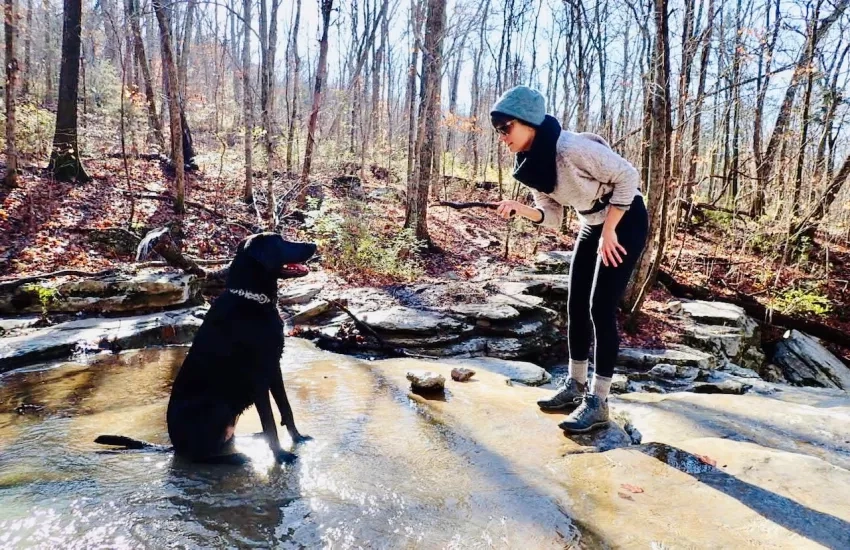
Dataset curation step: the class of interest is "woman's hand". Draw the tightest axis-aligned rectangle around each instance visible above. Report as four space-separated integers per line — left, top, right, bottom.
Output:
495 200 542 222
495 200 522 219
599 228 627 267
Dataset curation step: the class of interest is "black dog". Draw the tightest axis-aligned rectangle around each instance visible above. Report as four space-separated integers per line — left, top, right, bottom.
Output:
96 233 317 465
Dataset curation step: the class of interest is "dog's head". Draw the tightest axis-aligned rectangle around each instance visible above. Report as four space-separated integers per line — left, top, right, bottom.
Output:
235 233 317 280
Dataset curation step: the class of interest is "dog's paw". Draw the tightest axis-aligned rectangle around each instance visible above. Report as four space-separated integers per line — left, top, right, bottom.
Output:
292 433 313 444
275 449 298 464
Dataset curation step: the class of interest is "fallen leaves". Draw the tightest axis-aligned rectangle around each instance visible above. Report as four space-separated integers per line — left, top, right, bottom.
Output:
617 483 645 501
695 454 717 467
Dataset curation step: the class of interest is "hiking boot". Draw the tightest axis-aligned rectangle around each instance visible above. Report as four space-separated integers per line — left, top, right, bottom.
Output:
558 394 609 433
537 378 587 411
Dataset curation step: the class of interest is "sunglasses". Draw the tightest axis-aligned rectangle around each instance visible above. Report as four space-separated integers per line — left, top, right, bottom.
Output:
494 120 515 135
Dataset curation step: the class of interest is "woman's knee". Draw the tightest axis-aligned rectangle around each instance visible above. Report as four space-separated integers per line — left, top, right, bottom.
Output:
590 296 617 325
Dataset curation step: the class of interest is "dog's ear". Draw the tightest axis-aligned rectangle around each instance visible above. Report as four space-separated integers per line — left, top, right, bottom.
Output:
241 233 286 273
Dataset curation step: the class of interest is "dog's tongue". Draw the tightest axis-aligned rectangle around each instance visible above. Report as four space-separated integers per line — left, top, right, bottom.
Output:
281 263 309 276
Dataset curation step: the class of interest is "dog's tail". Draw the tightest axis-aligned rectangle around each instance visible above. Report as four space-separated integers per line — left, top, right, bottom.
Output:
95 434 171 451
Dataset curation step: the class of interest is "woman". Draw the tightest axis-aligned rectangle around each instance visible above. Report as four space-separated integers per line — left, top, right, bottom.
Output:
489 85 648 433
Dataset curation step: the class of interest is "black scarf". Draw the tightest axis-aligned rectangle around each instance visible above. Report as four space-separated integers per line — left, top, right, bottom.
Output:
512 114 561 194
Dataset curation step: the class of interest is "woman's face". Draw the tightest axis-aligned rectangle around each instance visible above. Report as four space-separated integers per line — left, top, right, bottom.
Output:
496 120 536 153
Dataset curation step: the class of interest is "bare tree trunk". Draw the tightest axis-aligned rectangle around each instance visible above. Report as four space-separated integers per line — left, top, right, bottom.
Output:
259 0 281 227
99 0 118 64
21 0 29 96
726 0 745 209
813 41 850 185
625 0 671 318
686 0 715 200
750 0 780 216
48 0 89 182
299 0 333 201
43 0 53 104
127 0 165 151
229 0 241 112
756 0 847 212
671 0 695 191
593 0 609 135
241 0 253 202
177 0 196 101
152 0 185 212
405 0 445 242
285 0 302 174
4 0 18 187
371 0 386 145
406 0 423 183
446 37 464 157
792 2 820 219
791 153 850 237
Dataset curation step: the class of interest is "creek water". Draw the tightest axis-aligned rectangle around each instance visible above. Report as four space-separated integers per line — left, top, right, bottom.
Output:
0 340 581 549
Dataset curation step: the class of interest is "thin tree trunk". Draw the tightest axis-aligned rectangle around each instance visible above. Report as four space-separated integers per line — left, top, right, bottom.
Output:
4 0 18 187
127 0 165 151
285 0 301 174
405 0 446 242
43 0 53 104
626 0 671 318
756 0 847 210
750 0 780 215
792 5 819 219
229 0 241 112
813 41 850 185
686 0 715 200
371 0 386 144
21 0 29 96
177 0 196 101
299 0 333 200
152 0 185 212
258 0 281 227
241 0 253 202
791 152 850 236
406 0 423 184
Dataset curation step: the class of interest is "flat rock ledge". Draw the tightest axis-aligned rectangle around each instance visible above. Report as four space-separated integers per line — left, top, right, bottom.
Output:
299 276 569 364
0 305 208 372
0 268 202 315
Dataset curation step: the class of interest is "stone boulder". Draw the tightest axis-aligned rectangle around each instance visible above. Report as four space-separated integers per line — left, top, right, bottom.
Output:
278 282 324 305
533 251 573 274
444 356 551 386
360 306 471 334
0 305 208 372
690 380 752 395
304 279 567 364
671 300 765 372
406 370 445 392
0 268 200 315
617 344 716 370
773 329 850 392
451 368 475 382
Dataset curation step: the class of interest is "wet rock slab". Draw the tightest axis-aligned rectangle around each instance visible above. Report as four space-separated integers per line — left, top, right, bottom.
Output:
773 329 850 392
0 268 199 315
0 306 208 372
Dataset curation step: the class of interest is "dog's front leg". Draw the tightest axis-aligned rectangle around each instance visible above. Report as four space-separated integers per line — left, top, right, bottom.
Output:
254 386 297 464
271 366 311 444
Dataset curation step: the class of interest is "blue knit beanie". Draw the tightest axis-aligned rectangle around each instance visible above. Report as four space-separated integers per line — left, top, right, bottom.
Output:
490 85 546 127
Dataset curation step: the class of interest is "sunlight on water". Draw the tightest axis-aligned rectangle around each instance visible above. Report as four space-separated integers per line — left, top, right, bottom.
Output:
0 340 580 549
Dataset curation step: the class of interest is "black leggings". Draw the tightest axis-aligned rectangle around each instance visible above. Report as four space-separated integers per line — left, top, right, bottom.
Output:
567 195 648 378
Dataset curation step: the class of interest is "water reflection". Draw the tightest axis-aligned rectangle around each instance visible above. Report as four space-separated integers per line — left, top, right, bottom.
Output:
0 341 580 548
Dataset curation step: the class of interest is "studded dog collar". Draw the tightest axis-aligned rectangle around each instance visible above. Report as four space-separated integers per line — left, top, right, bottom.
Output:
227 288 274 305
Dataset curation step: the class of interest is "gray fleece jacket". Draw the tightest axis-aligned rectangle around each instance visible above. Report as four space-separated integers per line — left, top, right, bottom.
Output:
531 131 642 228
